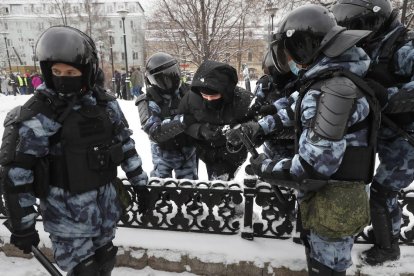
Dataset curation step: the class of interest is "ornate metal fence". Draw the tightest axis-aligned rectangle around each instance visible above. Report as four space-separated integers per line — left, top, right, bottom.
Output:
1 177 413 245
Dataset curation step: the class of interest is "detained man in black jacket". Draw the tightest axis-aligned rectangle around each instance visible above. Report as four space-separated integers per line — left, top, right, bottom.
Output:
178 60 253 180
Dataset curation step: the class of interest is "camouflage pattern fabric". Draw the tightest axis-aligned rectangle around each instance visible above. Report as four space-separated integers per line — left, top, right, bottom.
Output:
50 227 115 271
143 90 198 180
255 46 371 271
7 86 145 270
300 181 369 239
369 25 414 235
150 143 198 179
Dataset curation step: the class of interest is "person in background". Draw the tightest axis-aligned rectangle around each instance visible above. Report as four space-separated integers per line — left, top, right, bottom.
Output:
137 52 197 180
242 63 251 92
31 72 43 90
130 66 144 97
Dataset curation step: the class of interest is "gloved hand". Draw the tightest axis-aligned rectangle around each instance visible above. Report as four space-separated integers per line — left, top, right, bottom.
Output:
365 78 388 109
181 114 197 127
134 185 151 214
259 104 277 116
247 153 268 176
10 226 40 254
132 170 148 186
199 123 222 141
226 121 264 147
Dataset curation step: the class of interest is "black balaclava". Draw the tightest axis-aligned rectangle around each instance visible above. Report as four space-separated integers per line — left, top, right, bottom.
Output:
201 89 224 110
51 62 85 96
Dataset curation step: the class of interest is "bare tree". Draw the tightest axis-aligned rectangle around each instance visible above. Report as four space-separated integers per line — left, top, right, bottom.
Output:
154 0 260 66
76 0 109 39
53 0 71 26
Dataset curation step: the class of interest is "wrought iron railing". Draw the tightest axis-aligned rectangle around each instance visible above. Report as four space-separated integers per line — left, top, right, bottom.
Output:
1 177 413 245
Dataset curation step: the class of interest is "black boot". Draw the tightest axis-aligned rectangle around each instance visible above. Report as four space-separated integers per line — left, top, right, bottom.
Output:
308 258 346 276
361 183 401 265
95 242 118 276
362 236 400 265
67 255 99 276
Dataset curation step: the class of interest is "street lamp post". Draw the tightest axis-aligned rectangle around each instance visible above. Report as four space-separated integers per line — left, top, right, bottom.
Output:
117 9 130 100
265 1 278 42
0 32 12 72
105 29 115 93
29 40 37 72
96 40 104 69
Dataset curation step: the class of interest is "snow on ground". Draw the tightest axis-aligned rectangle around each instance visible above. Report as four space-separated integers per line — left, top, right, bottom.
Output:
0 82 414 275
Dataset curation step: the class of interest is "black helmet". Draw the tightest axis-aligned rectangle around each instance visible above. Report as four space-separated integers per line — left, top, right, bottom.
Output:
271 4 371 68
145 52 180 92
36 26 99 91
332 0 392 37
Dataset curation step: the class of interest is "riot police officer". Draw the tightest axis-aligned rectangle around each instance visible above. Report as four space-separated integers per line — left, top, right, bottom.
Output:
0 26 148 276
136 52 197 179
247 5 375 275
332 0 414 265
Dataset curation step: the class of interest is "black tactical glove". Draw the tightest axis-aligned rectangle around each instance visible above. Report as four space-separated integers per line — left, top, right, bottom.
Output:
181 114 197 127
247 153 268 176
134 186 151 215
365 78 388 109
199 123 222 141
10 226 40 254
226 121 264 147
259 104 277 116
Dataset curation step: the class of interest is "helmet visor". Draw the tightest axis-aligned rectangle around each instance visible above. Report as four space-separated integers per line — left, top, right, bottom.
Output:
147 63 180 91
270 37 290 74
332 3 377 30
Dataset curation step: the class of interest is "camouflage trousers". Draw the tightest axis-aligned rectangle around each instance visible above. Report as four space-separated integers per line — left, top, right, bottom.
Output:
308 231 354 272
39 183 122 271
150 143 198 179
373 134 414 235
50 228 116 271
298 191 354 271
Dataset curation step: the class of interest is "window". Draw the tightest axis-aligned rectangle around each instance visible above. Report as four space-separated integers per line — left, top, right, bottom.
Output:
248 51 253 62
121 52 125 60
130 20 134 29
4 22 8 30
119 20 122 29
133 51 138 60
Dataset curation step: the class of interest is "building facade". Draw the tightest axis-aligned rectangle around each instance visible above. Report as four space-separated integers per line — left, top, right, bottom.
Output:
0 0 146 75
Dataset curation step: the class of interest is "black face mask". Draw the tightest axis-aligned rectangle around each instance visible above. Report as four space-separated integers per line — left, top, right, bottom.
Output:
52 75 83 95
203 98 224 110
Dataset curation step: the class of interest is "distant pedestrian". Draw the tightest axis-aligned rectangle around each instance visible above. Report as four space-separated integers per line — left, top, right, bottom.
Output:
130 66 144 97
242 64 251 92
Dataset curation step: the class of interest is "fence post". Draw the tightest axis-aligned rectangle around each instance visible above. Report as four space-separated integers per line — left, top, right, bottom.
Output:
242 177 257 240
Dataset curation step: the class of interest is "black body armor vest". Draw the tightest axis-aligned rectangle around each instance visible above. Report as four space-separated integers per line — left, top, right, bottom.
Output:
49 103 123 194
294 70 379 184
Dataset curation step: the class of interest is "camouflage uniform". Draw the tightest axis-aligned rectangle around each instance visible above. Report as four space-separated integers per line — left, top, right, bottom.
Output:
368 23 414 238
252 75 295 161
256 46 371 271
142 87 198 179
4 85 147 271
